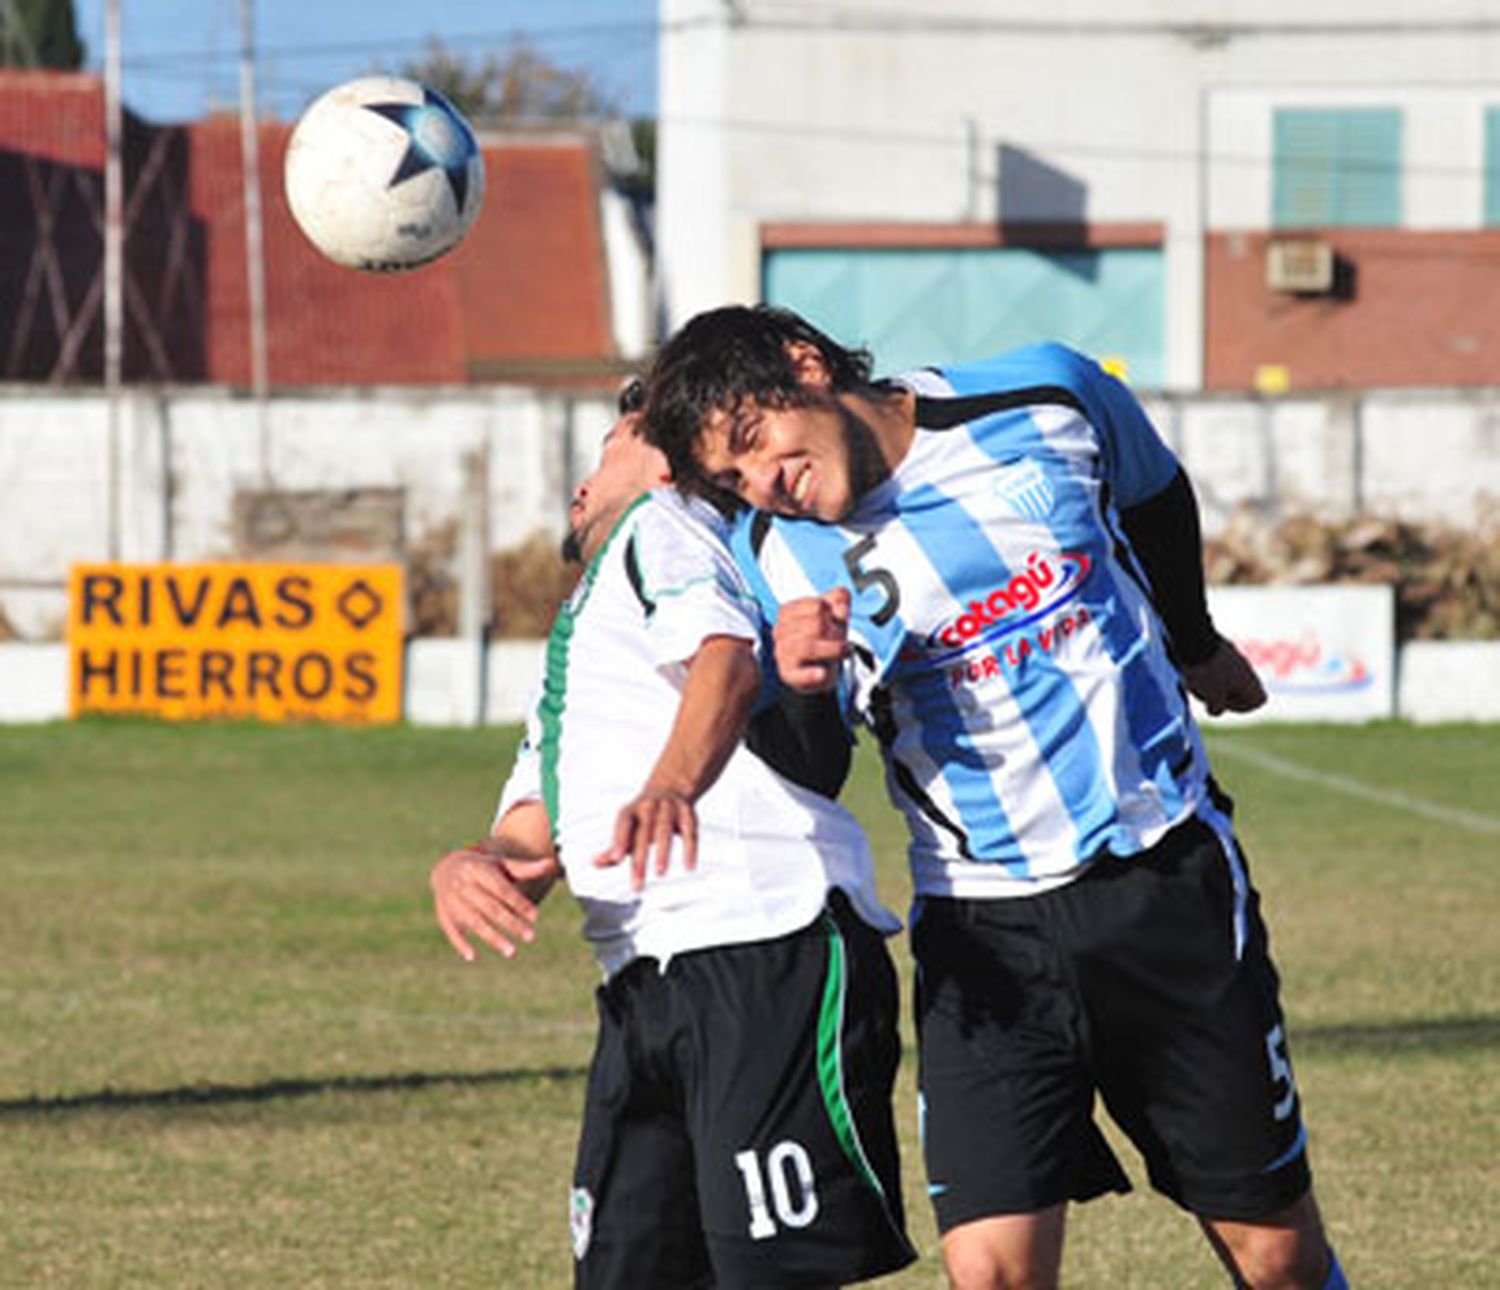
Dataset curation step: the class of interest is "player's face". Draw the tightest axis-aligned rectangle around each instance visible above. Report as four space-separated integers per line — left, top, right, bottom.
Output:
694 391 871 523
563 400 669 563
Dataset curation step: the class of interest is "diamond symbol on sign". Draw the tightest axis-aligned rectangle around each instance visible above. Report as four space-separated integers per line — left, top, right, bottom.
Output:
337 580 383 630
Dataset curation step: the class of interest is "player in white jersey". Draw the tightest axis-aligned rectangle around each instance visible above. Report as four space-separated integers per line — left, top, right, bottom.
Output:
430 382 914 1289
639 306 1348 1290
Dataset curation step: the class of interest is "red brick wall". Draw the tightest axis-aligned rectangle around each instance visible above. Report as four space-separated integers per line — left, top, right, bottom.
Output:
1206 229 1500 391
454 140 616 380
188 117 467 387
0 71 103 166
0 73 619 388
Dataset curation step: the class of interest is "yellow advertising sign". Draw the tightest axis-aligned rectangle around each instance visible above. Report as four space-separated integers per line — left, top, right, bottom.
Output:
68 563 404 724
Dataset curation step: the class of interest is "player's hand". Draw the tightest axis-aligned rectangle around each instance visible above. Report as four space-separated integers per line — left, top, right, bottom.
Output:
596 787 698 890
774 589 852 693
430 846 542 962
1183 637 1267 716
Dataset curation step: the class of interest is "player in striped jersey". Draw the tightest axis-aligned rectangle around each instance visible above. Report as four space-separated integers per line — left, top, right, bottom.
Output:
641 306 1347 1290
429 382 914 1288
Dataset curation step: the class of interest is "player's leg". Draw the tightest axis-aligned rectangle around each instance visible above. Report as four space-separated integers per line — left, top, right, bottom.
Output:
939 1206 1067 1290
912 895 1129 1290
1073 812 1342 1290
572 965 713 1290
1200 1191 1343 1289
676 889 917 1289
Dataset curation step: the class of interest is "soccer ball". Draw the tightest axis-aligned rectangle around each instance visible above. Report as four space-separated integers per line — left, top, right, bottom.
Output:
284 75 485 272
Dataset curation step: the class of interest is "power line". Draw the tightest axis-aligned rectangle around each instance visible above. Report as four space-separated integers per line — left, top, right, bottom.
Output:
116 20 663 71
739 3 1500 40
108 7 1500 73
658 112 1500 186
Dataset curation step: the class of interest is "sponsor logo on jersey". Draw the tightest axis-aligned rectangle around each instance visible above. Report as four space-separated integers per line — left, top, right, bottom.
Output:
917 551 1091 665
569 1187 594 1260
942 606 1094 688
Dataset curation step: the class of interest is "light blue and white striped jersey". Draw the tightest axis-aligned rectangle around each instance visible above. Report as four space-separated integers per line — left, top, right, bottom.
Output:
730 343 1212 899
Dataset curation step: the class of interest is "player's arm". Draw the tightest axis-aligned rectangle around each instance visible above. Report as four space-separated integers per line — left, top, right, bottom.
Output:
744 684 853 799
1071 348 1265 717
431 800 561 963
599 632 761 887
772 587 853 693
1119 468 1265 715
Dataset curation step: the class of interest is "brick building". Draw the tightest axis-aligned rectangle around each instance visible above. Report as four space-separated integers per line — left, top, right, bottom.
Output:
0 69 639 391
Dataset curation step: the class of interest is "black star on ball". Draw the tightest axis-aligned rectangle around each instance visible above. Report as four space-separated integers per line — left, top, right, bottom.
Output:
363 86 474 212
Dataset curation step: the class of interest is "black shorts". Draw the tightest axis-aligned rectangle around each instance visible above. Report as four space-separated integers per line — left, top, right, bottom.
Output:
571 890 916 1289
913 812 1313 1232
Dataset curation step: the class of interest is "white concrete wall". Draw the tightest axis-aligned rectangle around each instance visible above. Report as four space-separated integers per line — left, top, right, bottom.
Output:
1398 641 1500 724
657 0 1500 387
601 187 655 359
0 386 618 640
1146 387 1500 532
3 383 1497 639
4 638 1495 726
659 0 739 322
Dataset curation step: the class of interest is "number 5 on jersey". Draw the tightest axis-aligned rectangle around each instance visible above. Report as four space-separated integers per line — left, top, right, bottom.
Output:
843 533 901 626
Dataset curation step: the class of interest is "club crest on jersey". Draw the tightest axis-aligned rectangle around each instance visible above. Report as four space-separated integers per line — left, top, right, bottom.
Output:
992 459 1054 521
922 550 1091 663
569 1186 594 1260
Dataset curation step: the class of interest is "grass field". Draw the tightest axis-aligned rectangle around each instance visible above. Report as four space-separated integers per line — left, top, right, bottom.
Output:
2 719 1497 1288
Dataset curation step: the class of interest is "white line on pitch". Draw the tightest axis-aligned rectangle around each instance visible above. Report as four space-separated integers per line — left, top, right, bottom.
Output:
1210 739 1500 837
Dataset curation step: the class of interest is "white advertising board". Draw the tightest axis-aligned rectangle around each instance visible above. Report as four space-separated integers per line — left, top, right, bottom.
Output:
1206 585 1395 723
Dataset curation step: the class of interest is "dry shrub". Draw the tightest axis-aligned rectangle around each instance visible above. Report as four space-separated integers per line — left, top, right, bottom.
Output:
490 531 579 638
1205 504 1500 641
406 519 459 637
403 525 576 638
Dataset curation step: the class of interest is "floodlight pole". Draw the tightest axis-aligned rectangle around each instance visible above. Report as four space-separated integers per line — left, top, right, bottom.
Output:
103 0 123 559
238 0 271 486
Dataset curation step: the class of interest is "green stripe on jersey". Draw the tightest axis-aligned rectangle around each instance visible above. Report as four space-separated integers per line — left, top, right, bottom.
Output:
538 495 650 842
538 609 574 838
815 912 887 1201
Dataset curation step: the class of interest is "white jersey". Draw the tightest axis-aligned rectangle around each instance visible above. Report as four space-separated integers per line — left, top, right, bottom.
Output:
497 489 899 978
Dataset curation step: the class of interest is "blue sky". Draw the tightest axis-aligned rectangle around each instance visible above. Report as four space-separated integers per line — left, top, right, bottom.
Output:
76 0 658 124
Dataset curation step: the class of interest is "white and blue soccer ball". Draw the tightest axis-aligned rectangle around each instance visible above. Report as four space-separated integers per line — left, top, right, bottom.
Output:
284 75 485 272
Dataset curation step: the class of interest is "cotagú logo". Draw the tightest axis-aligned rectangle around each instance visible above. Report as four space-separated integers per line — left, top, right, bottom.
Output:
1238 631 1373 693
922 551 1091 663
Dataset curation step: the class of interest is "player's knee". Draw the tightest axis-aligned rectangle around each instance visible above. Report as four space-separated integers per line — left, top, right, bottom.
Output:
942 1252 1049 1290
941 1220 1062 1290
1227 1227 1332 1289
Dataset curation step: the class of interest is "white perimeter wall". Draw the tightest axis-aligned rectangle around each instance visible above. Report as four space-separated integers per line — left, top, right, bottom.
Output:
4 637 1497 727
1 380 1497 724
0 385 614 639
4 382 1497 638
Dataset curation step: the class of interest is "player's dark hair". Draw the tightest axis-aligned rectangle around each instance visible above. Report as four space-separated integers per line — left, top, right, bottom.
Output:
616 376 646 415
641 304 873 494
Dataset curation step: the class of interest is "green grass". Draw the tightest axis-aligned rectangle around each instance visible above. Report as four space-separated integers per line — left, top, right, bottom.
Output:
1 719 1497 1287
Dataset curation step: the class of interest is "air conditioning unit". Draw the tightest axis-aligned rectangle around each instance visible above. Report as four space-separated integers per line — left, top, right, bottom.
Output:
1266 239 1335 294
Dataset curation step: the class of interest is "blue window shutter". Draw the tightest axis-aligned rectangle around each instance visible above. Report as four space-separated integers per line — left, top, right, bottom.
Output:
1274 108 1401 228
762 246 1164 386
1485 108 1500 226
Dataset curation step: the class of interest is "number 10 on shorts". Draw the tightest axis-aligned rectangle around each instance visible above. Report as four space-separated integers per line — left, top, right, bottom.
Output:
734 1141 820 1239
